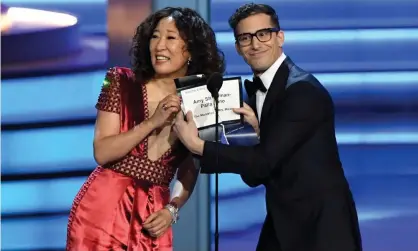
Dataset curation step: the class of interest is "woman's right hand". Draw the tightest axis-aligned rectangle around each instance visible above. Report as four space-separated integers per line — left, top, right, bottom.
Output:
149 94 181 129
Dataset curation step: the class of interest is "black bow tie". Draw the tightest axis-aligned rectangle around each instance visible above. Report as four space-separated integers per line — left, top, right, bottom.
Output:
244 77 267 97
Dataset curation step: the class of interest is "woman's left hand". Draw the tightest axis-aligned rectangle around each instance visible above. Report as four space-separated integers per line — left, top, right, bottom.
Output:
143 208 173 238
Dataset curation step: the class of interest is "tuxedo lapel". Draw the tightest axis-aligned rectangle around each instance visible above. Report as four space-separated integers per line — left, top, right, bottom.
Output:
248 94 258 119
259 60 290 130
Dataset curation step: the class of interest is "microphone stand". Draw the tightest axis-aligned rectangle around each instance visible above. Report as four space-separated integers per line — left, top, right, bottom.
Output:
212 90 220 251
205 72 223 251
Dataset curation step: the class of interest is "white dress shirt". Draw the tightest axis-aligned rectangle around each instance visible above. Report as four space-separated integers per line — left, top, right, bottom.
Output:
256 52 287 122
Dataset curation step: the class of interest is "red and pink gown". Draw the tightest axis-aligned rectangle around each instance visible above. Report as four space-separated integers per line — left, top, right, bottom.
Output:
66 67 189 251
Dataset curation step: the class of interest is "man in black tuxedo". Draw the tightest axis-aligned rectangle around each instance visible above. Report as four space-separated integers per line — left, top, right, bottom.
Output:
174 3 362 251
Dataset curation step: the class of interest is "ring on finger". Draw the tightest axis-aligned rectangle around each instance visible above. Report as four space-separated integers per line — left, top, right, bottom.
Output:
162 104 168 110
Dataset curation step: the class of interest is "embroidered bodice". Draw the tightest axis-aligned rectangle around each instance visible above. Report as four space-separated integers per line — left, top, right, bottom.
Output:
95 67 188 186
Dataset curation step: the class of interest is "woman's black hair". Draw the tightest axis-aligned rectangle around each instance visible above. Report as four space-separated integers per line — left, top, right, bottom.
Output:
130 7 225 83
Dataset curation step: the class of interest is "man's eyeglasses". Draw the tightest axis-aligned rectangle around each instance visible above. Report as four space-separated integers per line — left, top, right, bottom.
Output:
235 27 280 46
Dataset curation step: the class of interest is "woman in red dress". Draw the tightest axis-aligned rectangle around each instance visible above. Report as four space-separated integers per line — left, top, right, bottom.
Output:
66 7 225 251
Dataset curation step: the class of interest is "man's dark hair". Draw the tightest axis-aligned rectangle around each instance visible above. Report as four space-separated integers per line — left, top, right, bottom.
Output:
130 7 225 83
228 3 280 35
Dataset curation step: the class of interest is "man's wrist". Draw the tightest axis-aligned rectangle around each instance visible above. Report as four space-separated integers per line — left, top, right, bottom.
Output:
191 137 204 155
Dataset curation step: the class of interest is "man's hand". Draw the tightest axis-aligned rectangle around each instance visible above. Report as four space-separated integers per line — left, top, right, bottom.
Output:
173 111 204 155
233 102 260 136
143 209 172 238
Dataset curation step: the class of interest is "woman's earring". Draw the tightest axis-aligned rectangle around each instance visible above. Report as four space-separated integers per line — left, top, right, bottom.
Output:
187 58 191 65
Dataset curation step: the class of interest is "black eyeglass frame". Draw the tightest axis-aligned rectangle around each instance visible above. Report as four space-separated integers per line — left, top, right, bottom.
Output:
235 27 281 46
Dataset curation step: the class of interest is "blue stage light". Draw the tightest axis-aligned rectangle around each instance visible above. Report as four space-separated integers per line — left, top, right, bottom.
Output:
1 215 69 250
2 125 96 174
2 177 86 215
3 71 418 124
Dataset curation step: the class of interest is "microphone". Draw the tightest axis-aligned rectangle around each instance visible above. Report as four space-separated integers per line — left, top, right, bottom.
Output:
206 72 223 100
174 74 207 89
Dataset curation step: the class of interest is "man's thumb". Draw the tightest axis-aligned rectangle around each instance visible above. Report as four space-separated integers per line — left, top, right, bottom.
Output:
186 111 194 122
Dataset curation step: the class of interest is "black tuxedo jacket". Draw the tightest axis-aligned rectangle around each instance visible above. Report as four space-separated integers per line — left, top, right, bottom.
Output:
199 58 362 251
